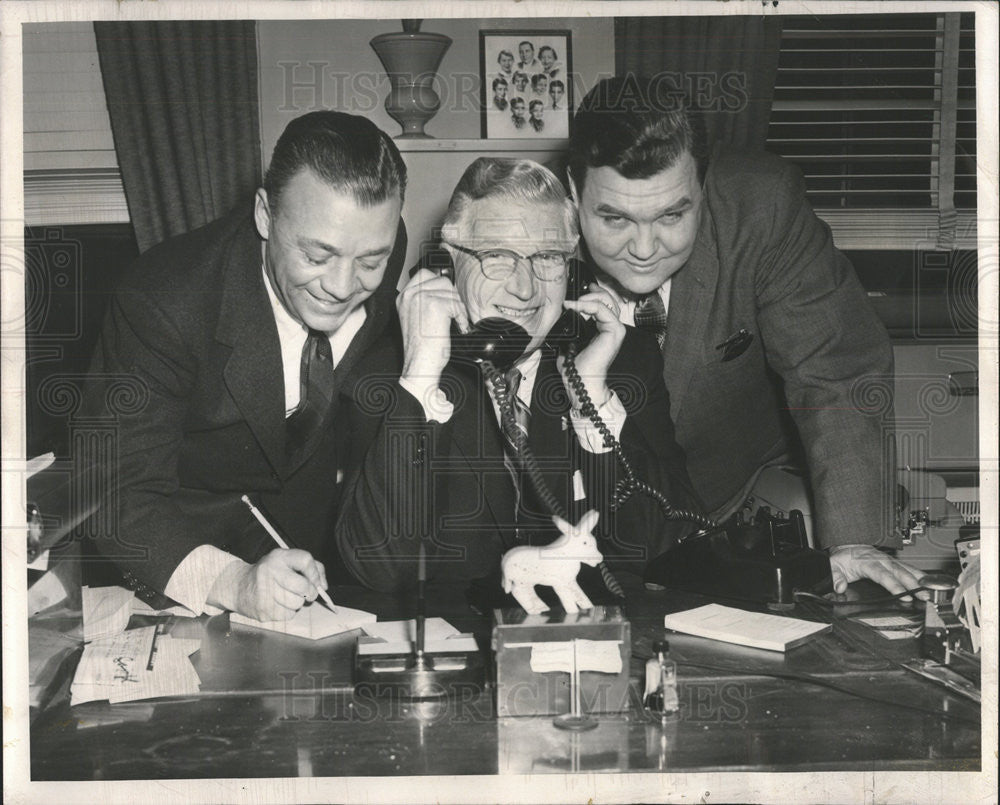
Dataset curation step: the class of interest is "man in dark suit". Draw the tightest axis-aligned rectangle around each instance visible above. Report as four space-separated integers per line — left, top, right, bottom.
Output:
83 111 408 620
336 157 702 593
567 77 927 599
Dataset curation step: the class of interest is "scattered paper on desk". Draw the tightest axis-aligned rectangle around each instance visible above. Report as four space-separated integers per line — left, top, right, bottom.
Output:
71 626 202 706
28 549 50 572
363 617 461 644
356 635 479 656
82 585 135 643
230 601 376 640
525 640 623 674
663 603 831 652
28 570 68 615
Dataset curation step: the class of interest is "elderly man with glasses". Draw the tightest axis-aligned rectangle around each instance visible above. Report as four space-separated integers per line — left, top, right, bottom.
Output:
337 157 701 596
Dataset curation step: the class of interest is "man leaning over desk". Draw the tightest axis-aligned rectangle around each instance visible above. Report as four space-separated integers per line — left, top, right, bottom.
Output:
82 111 407 621
567 76 928 600
337 157 702 593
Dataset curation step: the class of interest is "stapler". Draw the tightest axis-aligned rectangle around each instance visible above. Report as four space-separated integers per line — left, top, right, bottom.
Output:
643 508 832 609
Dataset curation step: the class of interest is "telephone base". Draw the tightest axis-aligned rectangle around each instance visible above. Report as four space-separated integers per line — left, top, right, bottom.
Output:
644 512 832 606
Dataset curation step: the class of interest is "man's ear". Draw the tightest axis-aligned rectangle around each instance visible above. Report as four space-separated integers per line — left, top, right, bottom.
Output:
253 188 271 240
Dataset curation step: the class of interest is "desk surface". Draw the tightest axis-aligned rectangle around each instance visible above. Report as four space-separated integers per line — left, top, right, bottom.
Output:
29 575 980 779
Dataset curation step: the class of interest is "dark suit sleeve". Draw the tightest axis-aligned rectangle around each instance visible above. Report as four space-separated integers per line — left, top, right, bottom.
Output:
753 161 897 549
576 330 705 566
83 284 251 597
335 381 445 593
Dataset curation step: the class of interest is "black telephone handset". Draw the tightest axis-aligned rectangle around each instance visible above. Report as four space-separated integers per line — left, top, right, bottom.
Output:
423 249 598 372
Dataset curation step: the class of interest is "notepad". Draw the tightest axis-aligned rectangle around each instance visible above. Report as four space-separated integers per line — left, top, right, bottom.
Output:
230 601 376 640
663 603 831 652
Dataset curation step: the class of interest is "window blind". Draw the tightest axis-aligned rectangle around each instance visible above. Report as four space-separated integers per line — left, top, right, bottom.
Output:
22 22 128 225
767 12 977 250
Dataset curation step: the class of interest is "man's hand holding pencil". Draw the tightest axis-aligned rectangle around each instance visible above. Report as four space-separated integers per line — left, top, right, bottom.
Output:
204 496 335 622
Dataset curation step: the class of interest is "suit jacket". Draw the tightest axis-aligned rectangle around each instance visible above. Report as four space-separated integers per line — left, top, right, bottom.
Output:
604 146 897 550
82 205 407 598
336 328 702 593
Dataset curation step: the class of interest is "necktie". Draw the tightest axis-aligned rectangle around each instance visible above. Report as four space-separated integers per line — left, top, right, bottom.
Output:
634 291 669 348
286 330 335 460
501 368 531 455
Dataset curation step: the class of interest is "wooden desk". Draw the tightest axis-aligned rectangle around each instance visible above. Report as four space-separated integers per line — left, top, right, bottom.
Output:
29 575 980 779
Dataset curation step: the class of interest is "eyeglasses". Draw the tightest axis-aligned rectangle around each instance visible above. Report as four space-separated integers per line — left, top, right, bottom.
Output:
446 243 573 282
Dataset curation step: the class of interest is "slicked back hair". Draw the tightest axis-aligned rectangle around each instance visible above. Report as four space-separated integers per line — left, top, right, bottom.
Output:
568 75 708 196
263 111 406 214
443 157 577 240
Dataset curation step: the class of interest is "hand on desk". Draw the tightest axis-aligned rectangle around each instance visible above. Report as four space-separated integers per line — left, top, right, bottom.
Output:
829 544 930 602
208 549 328 621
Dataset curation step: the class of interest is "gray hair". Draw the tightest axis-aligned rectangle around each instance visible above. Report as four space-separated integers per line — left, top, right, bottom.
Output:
442 157 577 240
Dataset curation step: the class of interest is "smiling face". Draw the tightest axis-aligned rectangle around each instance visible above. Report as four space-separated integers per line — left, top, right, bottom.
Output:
447 198 577 355
498 52 514 72
574 152 703 296
255 168 401 333
519 42 534 64
539 48 556 69
513 73 528 91
511 99 526 119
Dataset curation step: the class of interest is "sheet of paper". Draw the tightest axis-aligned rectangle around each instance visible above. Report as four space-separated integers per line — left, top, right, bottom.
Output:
82 585 135 643
71 627 203 705
362 617 461 644
663 603 831 652
356 635 479 656
513 639 622 674
28 570 68 616
230 601 376 640
27 549 50 572
71 626 156 706
109 636 202 703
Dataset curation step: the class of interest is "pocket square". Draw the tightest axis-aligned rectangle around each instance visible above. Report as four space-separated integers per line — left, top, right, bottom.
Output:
715 328 753 362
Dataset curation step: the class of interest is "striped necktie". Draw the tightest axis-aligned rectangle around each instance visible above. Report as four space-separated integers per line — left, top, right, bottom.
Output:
500 367 531 456
634 290 669 348
286 330 335 460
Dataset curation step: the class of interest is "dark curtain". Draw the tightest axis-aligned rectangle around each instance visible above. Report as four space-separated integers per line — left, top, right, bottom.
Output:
615 16 782 150
94 21 262 253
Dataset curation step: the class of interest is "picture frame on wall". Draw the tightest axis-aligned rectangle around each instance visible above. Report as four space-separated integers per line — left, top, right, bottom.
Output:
479 29 572 139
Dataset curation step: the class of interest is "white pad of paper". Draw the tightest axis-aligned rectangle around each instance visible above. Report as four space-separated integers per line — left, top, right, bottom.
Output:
663 603 831 652
230 601 376 640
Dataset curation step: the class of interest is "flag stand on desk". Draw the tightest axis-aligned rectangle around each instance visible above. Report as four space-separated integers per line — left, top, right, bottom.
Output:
553 639 598 731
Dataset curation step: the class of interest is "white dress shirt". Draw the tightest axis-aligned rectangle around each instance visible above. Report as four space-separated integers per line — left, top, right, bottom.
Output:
163 265 366 614
400 347 627 453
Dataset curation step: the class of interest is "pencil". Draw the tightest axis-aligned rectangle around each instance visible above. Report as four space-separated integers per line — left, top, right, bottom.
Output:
241 494 337 612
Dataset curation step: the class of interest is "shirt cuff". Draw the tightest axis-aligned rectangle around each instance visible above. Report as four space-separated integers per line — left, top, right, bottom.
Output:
399 376 454 423
569 390 626 453
164 545 248 615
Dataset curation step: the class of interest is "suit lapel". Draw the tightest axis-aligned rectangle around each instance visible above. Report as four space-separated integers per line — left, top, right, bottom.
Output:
526 352 572 503
662 202 720 421
215 223 286 474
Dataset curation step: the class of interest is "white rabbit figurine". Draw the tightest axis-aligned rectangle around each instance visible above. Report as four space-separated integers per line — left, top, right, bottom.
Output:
501 509 604 614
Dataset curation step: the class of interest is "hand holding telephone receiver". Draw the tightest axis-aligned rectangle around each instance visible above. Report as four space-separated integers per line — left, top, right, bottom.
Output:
423 249 597 372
